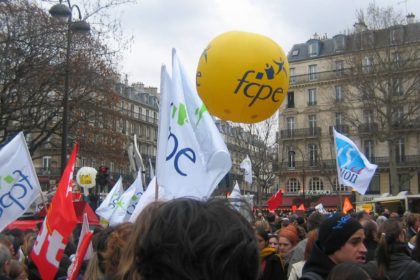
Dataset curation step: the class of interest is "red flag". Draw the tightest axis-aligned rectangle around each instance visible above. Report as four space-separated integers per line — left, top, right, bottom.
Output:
291 205 297 213
267 190 283 211
67 230 94 280
343 197 354 214
30 144 79 280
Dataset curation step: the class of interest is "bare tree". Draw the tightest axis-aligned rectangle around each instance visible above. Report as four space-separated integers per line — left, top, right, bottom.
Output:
0 0 133 158
342 3 420 194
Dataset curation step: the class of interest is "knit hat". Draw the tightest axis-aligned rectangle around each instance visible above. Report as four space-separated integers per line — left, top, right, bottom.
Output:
278 224 299 246
317 214 363 255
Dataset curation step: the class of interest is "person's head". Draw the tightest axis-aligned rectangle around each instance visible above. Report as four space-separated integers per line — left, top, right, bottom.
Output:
255 228 269 251
118 198 259 280
254 220 271 233
278 224 299 256
376 219 405 278
306 212 326 232
406 213 420 232
327 262 371 280
101 222 133 276
0 244 12 276
9 259 27 280
360 219 378 242
304 229 318 261
317 214 366 264
267 234 279 253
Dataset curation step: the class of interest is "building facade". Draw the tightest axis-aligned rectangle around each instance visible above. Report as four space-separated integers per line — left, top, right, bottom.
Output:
278 18 420 211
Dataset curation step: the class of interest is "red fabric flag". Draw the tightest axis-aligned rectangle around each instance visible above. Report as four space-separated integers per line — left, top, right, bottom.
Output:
267 190 283 211
30 144 79 280
297 203 305 211
343 196 354 214
291 205 297 213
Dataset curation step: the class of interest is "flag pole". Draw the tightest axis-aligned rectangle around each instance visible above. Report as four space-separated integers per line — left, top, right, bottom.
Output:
155 178 159 201
333 127 344 212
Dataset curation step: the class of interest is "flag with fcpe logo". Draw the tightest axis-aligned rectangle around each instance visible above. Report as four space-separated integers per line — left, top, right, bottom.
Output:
0 132 42 231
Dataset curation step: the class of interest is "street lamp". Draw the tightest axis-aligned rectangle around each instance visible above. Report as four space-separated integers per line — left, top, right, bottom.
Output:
49 0 90 175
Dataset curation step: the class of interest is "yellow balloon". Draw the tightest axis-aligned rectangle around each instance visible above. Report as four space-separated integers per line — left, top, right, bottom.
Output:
196 31 289 123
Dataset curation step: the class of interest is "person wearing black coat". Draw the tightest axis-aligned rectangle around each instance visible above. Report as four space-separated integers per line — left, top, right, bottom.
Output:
364 219 420 280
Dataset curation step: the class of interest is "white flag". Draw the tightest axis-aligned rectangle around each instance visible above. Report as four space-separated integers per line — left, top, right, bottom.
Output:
156 49 231 199
95 177 123 221
108 170 143 226
0 132 42 231
334 128 378 195
315 203 328 214
229 181 242 211
128 176 167 222
240 155 253 184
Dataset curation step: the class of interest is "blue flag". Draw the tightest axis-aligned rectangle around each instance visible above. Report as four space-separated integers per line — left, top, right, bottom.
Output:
333 128 378 194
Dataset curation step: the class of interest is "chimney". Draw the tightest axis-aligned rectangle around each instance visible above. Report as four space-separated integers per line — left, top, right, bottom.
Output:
407 13 415 24
354 21 367 33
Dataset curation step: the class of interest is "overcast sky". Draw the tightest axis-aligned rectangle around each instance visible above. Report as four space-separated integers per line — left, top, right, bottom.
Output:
114 0 420 89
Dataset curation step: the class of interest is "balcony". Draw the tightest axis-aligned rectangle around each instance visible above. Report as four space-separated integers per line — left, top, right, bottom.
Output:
281 159 337 172
329 125 350 135
280 127 321 139
358 123 378 134
369 155 420 169
289 68 351 86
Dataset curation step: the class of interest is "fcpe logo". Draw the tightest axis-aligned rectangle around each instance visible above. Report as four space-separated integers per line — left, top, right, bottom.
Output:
234 59 287 107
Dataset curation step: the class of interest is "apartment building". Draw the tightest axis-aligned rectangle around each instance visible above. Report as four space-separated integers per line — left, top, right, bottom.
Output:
278 18 420 211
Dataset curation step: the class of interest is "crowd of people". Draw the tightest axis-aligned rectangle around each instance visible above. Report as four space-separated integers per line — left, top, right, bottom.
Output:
0 199 420 280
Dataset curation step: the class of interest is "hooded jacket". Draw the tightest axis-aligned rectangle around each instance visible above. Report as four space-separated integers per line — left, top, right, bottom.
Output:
299 241 336 280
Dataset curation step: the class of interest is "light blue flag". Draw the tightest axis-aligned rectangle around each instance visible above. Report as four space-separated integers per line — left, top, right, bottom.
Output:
333 128 378 194
156 49 232 199
0 132 42 231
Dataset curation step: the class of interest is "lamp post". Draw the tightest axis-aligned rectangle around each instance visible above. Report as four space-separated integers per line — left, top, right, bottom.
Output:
49 0 90 175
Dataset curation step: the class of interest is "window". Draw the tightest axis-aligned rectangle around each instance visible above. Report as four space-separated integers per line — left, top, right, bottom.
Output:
364 140 374 161
290 68 296 84
288 147 295 168
308 64 318 81
308 143 318 166
390 27 404 45
308 42 320 57
334 178 349 192
286 117 295 137
308 88 317 106
42 156 51 170
392 106 404 125
287 92 295 108
335 85 343 102
362 56 373 73
333 35 346 52
308 115 317 136
309 177 324 191
396 138 405 162
292 49 299 56
363 110 373 125
392 78 403 96
335 112 344 126
335 60 344 77
287 178 301 193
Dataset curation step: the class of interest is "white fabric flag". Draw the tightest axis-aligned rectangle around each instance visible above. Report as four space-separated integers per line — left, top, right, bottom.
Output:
95 177 123 221
128 176 167 222
156 49 231 199
0 132 42 231
108 170 143 226
333 128 378 195
240 155 253 184
229 181 242 211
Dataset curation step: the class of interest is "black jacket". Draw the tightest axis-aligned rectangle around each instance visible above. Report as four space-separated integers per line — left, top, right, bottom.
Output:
364 243 420 280
260 248 286 280
299 241 336 280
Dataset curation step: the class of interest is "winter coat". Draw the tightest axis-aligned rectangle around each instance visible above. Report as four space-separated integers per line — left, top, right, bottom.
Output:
260 247 287 280
299 241 335 280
